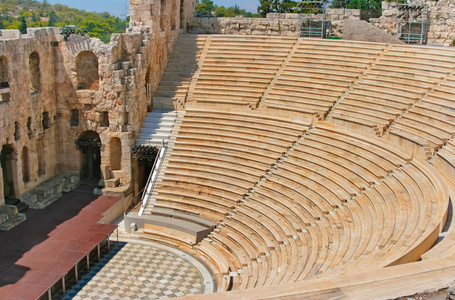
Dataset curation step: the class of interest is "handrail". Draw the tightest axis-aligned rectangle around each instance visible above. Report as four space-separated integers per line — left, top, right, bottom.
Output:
124 187 144 215
138 140 168 216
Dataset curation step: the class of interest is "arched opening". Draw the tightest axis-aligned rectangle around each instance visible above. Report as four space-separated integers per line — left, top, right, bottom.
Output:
110 137 122 171
0 56 10 102
76 51 99 90
77 131 101 182
36 139 45 176
22 147 30 183
29 51 41 94
1 145 17 198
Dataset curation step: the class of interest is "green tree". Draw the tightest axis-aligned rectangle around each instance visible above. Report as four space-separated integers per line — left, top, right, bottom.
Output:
48 11 57 26
258 0 296 17
18 16 27 34
345 0 381 10
234 4 240 15
0 0 128 43
196 0 215 16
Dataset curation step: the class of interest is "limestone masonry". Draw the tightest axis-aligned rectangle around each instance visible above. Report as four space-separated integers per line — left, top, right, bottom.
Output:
0 0 196 226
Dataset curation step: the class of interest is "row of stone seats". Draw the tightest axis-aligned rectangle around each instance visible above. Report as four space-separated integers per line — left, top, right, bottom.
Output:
331 44 455 135
150 107 310 224
189 35 296 107
143 107 311 289
184 121 446 289
153 35 207 106
385 75 455 159
262 39 386 117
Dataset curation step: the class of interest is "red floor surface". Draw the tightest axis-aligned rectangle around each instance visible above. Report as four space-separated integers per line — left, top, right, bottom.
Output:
0 185 119 300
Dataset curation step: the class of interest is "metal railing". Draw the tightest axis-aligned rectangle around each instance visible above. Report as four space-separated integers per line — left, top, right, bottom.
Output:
138 140 168 216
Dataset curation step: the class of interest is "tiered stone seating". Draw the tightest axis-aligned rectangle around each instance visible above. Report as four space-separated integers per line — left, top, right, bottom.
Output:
188 35 295 107
163 120 446 289
138 36 454 295
386 75 455 158
432 139 455 181
331 45 455 135
150 106 311 226
262 39 385 118
153 35 207 108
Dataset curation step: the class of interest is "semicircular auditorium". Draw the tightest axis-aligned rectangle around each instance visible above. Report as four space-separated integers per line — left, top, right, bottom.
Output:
1 0 455 299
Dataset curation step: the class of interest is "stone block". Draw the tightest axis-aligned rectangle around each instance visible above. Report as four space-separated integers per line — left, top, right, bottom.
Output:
105 178 120 188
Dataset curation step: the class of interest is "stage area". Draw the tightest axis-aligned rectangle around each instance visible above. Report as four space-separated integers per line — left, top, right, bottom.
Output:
63 239 214 299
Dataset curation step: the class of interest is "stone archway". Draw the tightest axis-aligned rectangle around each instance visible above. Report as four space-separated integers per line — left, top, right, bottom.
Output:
76 51 99 90
1 145 17 198
77 131 101 182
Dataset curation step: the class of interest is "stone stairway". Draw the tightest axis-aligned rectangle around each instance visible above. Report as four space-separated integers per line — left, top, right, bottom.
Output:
153 35 207 110
137 110 178 146
142 111 185 214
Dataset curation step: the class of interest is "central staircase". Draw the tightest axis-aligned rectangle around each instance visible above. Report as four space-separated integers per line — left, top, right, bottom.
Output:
137 110 177 146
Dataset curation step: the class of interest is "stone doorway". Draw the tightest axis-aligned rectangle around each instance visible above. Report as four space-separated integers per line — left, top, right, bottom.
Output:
1 144 17 198
77 131 101 182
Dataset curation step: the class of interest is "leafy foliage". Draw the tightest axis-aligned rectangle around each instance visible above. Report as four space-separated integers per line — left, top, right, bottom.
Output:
195 1 260 18
0 0 128 43
330 0 381 10
257 0 297 17
195 0 215 16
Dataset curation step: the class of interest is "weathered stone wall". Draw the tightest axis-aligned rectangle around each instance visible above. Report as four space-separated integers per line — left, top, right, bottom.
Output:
188 10 361 37
0 0 197 210
0 28 59 205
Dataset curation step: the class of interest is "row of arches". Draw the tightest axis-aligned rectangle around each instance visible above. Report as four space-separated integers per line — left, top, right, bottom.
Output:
0 50 100 100
0 51 42 98
0 132 122 199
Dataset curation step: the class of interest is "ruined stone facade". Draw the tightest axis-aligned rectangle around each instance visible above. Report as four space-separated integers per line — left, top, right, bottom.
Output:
0 0 196 221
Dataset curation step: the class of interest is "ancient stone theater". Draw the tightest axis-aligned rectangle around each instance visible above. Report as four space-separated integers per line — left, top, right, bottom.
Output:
2 0 455 298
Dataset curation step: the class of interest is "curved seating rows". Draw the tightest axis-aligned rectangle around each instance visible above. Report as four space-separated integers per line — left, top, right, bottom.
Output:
331 45 455 135
145 108 447 290
141 35 455 292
